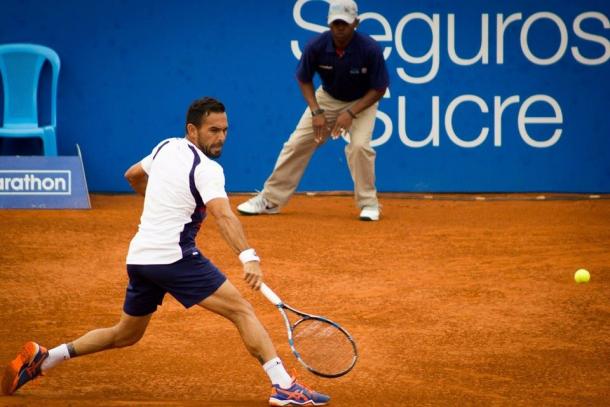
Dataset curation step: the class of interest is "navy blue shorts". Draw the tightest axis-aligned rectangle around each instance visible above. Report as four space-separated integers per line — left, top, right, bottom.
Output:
123 252 227 317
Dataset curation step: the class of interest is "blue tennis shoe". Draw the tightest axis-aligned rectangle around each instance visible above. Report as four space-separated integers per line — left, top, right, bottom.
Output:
269 377 330 406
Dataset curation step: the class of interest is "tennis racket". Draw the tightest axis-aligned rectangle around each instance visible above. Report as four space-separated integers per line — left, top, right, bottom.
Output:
260 282 358 378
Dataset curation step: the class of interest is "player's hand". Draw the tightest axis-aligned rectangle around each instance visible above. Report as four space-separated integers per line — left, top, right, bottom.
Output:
313 114 329 144
243 261 263 290
331 111 353 139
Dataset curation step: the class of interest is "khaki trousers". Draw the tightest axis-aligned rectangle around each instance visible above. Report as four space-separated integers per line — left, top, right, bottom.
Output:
262 88 379 209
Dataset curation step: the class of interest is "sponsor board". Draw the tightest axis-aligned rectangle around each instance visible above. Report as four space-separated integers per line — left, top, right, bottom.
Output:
0 151 90 209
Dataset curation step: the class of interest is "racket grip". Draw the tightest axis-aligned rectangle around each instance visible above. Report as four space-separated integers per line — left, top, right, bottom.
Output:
260 283 282 306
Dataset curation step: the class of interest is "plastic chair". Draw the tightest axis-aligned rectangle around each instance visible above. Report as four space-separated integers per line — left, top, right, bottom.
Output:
0 43 60 156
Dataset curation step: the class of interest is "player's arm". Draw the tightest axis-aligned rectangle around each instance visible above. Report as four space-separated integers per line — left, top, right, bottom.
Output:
124 162 148 196
206 197 262 290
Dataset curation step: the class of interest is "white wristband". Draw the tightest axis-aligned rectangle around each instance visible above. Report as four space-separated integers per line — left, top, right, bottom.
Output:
239 248 260 264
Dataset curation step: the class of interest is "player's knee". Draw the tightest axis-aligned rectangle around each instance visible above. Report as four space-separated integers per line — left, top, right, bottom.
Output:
229 298 256 323
113 326 145 348
114 332 143 348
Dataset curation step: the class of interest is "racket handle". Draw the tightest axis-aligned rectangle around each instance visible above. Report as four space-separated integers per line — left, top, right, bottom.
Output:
260 283 282 306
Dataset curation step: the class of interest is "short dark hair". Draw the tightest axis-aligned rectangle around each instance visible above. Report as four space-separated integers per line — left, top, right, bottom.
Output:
185 97 225 132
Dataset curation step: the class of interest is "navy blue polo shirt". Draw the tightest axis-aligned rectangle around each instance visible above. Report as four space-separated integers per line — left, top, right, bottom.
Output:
296 30 389 102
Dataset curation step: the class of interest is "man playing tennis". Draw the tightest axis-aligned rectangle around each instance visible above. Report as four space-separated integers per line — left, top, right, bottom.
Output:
1 97 330 406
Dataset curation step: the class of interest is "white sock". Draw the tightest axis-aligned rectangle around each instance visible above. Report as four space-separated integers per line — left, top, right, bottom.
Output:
263 357 293 389
41 344 71 373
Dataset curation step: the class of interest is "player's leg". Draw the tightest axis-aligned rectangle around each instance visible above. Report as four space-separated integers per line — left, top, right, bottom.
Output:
198 280 330 405
198 280 277 364
68 311 153 356
344 101 380 220
65 263 160 358
2 264 162 396
1 312 153 396
42 311 152 372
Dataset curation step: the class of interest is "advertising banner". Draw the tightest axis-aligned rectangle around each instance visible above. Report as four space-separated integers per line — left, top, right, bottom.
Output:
0 150 90 209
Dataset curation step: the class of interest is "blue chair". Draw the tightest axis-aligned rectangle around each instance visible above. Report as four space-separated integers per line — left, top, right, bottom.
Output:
0 43 60 156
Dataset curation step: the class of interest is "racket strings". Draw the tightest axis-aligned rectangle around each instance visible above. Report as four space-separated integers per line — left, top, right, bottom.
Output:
292 319 355 375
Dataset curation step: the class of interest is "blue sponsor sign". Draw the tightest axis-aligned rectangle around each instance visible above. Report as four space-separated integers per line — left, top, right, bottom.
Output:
0 149 90 209
1 1 609 192
0 170 71 195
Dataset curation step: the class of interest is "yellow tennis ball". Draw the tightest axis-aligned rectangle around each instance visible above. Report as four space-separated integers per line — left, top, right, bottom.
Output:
574 269 590 284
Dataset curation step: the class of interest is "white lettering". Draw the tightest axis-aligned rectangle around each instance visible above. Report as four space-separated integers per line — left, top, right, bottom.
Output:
11 177 23 191
445 95 489 148
521 12 568 65
360 12 393 60
398 95 440 147
396 94 562 149
42 178 55 190
448 14 489 65
55 177 67 191
572 12 610 65
395 13 440 84
0 173 69 193
293 7 610 67
291 0 329 60
287 6 600 152
493 95 520 146
518 95 563 148
496 13 522 64
27 174 41 190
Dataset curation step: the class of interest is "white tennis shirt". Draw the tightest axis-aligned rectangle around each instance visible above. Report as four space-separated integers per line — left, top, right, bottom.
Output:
126 138 228 265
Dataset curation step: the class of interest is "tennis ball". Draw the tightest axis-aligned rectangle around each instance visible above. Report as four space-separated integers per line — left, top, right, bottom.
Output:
574 268 590 284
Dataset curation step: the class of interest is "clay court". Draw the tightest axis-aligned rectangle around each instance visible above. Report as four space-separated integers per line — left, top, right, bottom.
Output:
1 194 609 406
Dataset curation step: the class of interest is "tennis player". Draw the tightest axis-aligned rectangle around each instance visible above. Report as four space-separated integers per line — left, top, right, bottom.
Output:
1 97 329 406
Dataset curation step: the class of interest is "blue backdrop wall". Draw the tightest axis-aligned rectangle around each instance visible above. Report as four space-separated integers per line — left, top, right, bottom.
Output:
1 0 609 193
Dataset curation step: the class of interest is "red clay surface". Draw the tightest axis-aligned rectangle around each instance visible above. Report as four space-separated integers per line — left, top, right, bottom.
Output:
1 194 609 406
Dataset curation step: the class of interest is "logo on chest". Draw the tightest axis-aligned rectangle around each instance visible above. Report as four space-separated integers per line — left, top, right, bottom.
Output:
350 67 367 74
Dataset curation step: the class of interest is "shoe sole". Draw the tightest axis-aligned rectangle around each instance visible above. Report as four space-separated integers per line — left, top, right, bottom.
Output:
237 209 280 216
269 398 328 406
359 216 379 221
1 342 38 395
